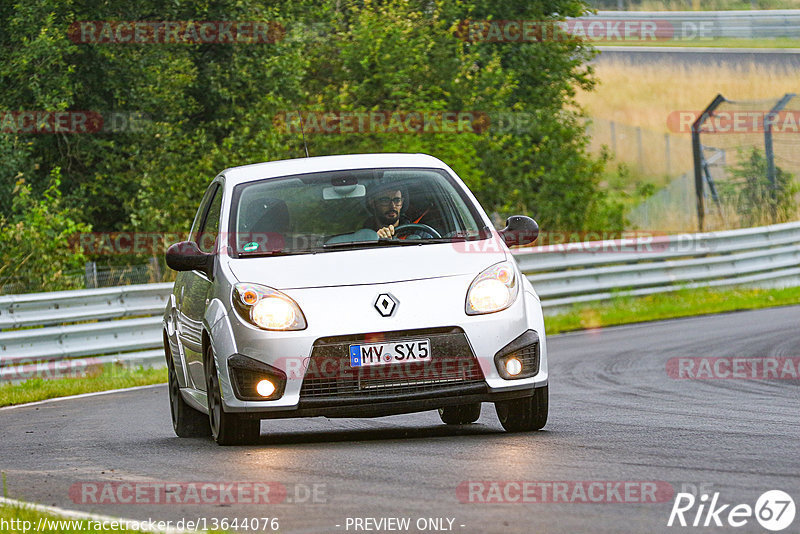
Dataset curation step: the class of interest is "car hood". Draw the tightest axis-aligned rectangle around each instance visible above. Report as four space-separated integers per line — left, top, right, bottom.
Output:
226 240 508 290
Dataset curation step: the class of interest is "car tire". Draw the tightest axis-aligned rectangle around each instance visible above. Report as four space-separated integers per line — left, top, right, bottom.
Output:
166 340 211 438
205 344 261 446
438 403 481 425
494 385 548 432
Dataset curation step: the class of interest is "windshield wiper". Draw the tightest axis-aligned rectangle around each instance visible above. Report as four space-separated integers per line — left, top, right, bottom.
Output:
403 237 472 243
238 249 307 257
321 239 418 250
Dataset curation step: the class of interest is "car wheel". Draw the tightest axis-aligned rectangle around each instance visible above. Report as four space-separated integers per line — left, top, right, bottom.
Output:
166 341 210 437
205 344 261 445
438 403 481 425
495 385 548 432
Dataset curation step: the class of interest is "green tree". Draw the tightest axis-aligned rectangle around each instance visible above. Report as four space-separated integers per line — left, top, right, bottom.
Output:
0 168 90 293
0 0 624 285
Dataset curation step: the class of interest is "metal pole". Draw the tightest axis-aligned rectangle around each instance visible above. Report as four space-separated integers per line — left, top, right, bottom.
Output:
692 94 726 232
610 121 616 154
637 127 644 172
764 93 795 223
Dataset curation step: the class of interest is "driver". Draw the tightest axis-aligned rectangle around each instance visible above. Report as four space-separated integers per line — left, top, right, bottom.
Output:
363 182 410 239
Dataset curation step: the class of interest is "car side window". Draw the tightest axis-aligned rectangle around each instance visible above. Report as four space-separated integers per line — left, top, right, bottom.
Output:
189 185 217 242
196 185 223 253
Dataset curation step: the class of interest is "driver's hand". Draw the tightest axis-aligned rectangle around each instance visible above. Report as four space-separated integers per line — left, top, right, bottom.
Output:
377 224 395 239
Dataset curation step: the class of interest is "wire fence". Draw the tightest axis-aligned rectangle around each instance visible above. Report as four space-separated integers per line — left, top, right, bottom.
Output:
586 118 697 230
693 93 800 231
0 260 172 296
587 119 694 179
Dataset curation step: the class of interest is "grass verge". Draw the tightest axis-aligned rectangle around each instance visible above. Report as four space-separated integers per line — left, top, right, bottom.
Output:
0 501 227 533
0 503 145 533
0 366 166 408
545 285 800 335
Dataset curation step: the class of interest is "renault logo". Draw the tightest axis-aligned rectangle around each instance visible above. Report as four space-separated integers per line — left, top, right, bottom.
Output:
374 293 398 317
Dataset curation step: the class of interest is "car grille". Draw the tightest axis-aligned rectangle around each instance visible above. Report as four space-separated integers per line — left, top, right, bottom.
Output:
299 327 484 400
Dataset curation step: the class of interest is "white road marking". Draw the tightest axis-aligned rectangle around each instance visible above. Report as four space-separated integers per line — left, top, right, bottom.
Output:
0 383 166 411
0 495 189 533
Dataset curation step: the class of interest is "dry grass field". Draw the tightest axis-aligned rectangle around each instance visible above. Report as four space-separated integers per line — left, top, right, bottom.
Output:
576 58 800 133
597 0 799 10
576 57 800 230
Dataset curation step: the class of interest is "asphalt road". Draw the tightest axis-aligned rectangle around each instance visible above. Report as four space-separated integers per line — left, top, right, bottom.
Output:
2 306 799 533
594 46 800 68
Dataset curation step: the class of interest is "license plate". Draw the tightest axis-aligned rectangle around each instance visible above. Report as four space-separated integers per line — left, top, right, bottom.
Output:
349 339 431 367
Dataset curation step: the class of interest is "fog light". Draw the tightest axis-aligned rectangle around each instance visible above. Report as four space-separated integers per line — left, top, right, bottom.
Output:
256 379 276 397
505 357 523 377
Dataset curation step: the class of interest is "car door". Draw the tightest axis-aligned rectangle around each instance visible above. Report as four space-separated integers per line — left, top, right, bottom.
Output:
176 182 223 390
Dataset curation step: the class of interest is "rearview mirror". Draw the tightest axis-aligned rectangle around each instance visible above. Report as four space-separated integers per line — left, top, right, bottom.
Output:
322 183 366 200
166 241 214 277
499 216 539 247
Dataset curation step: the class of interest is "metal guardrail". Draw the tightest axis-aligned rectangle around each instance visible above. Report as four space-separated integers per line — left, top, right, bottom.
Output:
0 283 172 329
513 220 800 310
580 10 800 39
1 221 799 378
0 284 171 380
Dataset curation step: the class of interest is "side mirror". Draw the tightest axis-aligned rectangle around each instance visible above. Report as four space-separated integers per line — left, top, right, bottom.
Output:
166 241 214 277
499 216 539 248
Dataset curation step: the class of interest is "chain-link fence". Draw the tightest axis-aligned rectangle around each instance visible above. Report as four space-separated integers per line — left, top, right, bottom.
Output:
692 93 800 231
0 260 173 295
587 119 694 180
586 118 697 230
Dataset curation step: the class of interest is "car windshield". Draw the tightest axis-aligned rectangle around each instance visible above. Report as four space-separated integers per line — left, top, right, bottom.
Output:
228 167 488 257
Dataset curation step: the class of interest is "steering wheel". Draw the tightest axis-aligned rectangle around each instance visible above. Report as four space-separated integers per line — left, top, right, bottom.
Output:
392 223 442 240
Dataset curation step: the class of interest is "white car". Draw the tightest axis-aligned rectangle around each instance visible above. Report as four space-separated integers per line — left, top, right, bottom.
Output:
164 153 548 445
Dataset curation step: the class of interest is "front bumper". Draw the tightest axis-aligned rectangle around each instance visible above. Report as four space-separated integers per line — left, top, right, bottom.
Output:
210 275 548 415
237 384 538 419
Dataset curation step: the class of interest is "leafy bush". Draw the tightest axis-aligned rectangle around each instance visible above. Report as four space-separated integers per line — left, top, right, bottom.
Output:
0 168 90 293
0 0 624 271
718 148 797 227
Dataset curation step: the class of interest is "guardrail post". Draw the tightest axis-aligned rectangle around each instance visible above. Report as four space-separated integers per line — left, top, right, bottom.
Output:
84 261 98 289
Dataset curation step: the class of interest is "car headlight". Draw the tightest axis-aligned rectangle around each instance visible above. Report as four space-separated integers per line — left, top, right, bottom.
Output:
232 283 307 331
466 261 519 315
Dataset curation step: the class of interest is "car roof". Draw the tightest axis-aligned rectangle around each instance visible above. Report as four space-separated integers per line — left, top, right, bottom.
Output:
220 153 450 187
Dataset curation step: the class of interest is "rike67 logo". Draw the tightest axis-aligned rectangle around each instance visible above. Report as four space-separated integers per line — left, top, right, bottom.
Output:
668 490 795 531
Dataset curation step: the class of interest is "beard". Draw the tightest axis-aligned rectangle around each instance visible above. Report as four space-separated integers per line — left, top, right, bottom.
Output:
378 209 399 226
